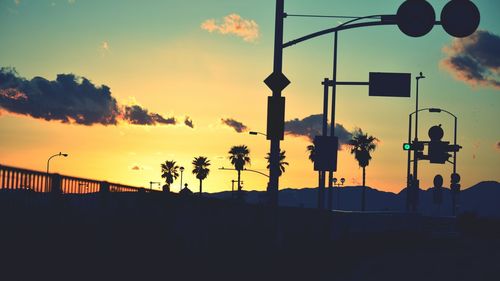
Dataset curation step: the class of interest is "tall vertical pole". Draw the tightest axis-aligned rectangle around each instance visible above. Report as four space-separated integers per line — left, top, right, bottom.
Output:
411 73 424 212
328 32 339 211
452 116 458 215
180 170 183 191
406 114 412 212
268 0 285 206
318 78 329 209
453 116 457 174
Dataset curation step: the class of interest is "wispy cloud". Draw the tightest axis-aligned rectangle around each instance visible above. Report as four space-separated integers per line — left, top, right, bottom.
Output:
221 118 248 133
440 30 500 90
68 0 76 4
184 117 194 128
131 165 142 171
0 67 193 127
101 41 109 51
496 141 500 151
201 13 259 42
14 0 20 5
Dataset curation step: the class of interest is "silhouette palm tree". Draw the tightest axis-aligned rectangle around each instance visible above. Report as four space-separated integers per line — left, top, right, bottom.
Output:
192 156 211 195
160 160 179 193
348 128 379 211
265 149 289 176
228 145 251 200
307 144 316 163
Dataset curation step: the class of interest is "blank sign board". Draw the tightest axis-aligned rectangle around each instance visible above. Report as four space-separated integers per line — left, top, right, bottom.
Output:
369 72 411 97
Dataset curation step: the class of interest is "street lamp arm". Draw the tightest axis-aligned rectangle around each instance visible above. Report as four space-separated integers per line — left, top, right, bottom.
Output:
219 167 270 178
284 15 387 48
283 15 442 48
249 131 267 137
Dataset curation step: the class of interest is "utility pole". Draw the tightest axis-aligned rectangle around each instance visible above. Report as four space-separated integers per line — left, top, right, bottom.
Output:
265 0 288 207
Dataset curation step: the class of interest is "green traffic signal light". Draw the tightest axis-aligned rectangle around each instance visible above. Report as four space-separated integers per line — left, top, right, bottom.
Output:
403 143 411 150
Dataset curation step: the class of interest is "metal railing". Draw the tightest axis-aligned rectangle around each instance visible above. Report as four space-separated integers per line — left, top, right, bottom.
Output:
0 164 144 194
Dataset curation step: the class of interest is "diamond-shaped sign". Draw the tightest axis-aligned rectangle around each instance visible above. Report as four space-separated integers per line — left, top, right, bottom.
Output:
264 71 290 92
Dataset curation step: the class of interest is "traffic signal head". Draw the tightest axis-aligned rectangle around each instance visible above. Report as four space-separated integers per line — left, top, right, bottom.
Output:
441 0 480 38
396 1 480 38
451 172 461 184
428 125 444 141
428 140 451 164
397 0 436 37
403 141 425 151
433 174 444 188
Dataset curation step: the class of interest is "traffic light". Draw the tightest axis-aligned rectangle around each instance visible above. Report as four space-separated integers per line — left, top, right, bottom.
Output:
402 141 425 151
450 172 461 193
433 174 444 205
396 0 436 37
427 125 462 164
395 0 480 38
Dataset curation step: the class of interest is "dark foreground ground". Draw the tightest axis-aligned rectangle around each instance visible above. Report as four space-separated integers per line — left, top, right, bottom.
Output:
1 191 499 281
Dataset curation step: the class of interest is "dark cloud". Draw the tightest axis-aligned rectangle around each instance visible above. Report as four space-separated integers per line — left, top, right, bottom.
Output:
496 141 500 151
441 30 500 89
0 67 188 126
0 67 120 125
184 117 194 128
221 118 248 133
131 165 141 171
284 114 352 147
123 105 176 125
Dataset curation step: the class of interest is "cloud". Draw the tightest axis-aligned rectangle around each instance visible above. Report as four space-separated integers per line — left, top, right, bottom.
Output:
68 0 76 4
101 41 109 51
440 30 500 90
14 0 20 5
496 141 500 151
0 67 189 127
221 118 248 133
184 117 194 128
201 13 259 42
284 114 352 147
123 105 176 125
131 165 142 171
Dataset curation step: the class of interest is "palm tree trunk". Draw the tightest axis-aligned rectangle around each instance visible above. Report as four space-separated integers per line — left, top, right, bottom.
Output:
361 167 366 211
199 179 202 195
317 171 321 209
328 171 333 210
237 170 242 200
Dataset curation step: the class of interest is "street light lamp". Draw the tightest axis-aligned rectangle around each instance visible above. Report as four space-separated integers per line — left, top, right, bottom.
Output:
179 166 185 192
249 131 267 137
46 152 68 191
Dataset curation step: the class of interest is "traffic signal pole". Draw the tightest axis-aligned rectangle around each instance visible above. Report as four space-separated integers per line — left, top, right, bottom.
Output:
267 0 285 206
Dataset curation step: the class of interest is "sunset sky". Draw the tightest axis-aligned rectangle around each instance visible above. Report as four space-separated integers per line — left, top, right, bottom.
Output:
1 0 499 194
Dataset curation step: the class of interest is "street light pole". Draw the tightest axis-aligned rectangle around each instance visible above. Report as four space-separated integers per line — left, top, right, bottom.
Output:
46 152 68 192
410 72 425 212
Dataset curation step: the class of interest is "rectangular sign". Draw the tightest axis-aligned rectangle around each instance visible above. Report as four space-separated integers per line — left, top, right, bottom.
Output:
313 136 338 172
369 72 411 97
266 96 285 140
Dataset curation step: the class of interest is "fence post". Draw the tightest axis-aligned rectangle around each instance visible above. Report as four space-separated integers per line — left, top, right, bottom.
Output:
50 174 62 195
100 181 110 193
